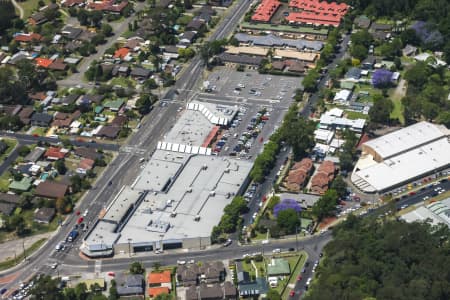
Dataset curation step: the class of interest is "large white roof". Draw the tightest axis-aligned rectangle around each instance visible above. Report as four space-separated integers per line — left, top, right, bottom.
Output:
352 138 450 192
363 121 448 160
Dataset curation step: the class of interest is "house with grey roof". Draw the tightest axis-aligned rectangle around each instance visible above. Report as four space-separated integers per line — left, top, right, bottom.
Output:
116 274 144 296
31 113 53 127
24 147 46 163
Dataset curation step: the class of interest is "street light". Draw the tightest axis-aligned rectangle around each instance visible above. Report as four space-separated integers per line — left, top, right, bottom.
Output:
128 238 132 257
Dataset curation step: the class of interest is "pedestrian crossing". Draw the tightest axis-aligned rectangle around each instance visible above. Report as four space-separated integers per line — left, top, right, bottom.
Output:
120 146 147 155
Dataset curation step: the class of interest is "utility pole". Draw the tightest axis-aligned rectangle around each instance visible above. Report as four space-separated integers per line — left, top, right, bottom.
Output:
23 238 26 261
128 238 132 257
295 226 299 252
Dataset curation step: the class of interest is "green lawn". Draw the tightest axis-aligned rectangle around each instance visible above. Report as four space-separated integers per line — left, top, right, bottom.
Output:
110 77 136 88
345 110 369 120
0 138 17 161
31 127 48 137
0 171 11 192
19 0 51 19
390 99 405 124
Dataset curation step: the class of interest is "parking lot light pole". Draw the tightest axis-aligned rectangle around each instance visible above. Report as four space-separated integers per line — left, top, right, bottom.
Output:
128 238 132 257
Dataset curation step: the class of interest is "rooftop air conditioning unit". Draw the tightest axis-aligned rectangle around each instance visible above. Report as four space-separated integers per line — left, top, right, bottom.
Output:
209 191 216 196
170 211 177 217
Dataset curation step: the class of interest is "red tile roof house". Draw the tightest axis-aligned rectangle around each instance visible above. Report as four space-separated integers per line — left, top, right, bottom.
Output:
35 181 69 199
76 158 95 174
114 47 130 59
286 0 349 27
310 160 335 194
87 0 129 14
148 270 171 297
251 0 281 22
44 147 69 160
285 158 313 191
14 33 43 43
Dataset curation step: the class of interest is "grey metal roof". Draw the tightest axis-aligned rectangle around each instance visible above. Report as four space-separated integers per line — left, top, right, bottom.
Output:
234 33 324 51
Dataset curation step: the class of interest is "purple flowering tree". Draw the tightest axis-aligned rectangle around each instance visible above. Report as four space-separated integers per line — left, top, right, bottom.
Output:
273 199 301 217
372 69 393 88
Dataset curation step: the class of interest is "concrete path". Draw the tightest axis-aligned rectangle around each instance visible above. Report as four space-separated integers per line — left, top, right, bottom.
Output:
11 0 24 19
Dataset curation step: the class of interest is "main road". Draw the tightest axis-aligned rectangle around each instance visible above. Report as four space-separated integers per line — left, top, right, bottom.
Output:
0 0 260 291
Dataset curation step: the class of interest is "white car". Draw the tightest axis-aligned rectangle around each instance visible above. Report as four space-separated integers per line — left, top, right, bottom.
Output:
177 260 186 265
51 262 58 269
272 248 281 253
83 210 89 217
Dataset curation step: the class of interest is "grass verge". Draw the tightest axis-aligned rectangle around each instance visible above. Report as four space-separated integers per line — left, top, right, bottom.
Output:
0 238 46 271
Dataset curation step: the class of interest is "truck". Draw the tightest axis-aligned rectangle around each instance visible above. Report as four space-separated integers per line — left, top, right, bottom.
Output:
67 230 79 242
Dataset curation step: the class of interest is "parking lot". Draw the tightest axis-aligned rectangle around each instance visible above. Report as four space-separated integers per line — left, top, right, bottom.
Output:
205 68 301 102
194 69 301 160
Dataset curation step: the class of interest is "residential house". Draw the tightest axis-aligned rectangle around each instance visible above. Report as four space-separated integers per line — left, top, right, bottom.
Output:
35 181 68 199
9 177 33 192
339 81 355 90
61 94 80 106
267 258 290 276
0 193 22 205
34 207 56 224
402 44 417 57
199 284 223 300
61 0 84 6
30 113 53 127
24 147 46 163
14 33 43 43
200 261 224 284
111 116 128 127
148 270 171 296
61 26 83 40
179 31 197 45
148 287 170 298
78 94 104 106
362 56 376 70
186 19 206 31
285 158 313 191
114 47 130 60
345 67 362 80
28 12 47 26
177 265 199 287
76 158 95 174
333 89 352 103
124 37 144 50
0 202 16 216
48 59 67 71
223 282 237 300
369 22 393 40
238 276 268 298
310 161 335 194
103 99 125 112
116 274 144 296
44 147 68 161
130 67 151 81
112 65 130 77
74 147 103 161
354 15 371 29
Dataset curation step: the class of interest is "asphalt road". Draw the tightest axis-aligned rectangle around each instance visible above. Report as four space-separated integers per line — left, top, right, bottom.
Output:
0 132 120 151
0 0 251 290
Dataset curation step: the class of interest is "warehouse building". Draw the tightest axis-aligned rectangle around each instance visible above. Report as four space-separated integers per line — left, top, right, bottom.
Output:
351 122 450 193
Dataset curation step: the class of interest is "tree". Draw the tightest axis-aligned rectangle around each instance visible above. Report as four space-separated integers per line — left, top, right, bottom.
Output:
18 145 31 157
129 261 145 274
311 189 339 221
404 61 429 88
267 289 282 300
302 69 320 92
331 176 347 198
303 217 450 300
372 69 393 88
369 95 394 125
154 294 173 300
277 208 300 234
54 160 67 175
351 44 368 60
184 0 193 9
70 175 83 193
0 0 16 35
136 94 154 115
108 280 119 300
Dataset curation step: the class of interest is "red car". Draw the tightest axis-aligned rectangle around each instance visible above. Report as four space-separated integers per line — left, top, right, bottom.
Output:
297 275 302 281
75 211 81 215
107 272 115 277
77 217 84 224
289 290 295 297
